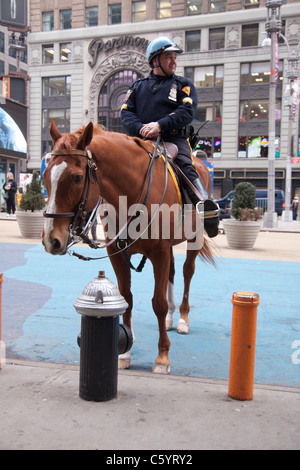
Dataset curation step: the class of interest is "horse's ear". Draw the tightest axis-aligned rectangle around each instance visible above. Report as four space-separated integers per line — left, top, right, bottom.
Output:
50 119 62 144
77 122 94 150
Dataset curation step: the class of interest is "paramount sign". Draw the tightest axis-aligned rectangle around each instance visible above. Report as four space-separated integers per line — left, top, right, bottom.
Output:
88 35 149 68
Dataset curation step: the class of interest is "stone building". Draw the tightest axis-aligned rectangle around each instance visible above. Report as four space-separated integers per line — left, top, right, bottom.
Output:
27 0 300 198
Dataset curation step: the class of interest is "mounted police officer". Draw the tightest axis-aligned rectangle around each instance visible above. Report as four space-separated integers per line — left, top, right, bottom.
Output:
121 36 219 237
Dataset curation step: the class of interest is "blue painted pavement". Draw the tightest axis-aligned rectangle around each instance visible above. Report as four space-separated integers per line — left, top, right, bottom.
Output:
1 242 300 387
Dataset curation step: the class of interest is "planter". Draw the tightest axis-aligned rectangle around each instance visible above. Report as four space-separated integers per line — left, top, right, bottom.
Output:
16 211 45 239
222 218 261 250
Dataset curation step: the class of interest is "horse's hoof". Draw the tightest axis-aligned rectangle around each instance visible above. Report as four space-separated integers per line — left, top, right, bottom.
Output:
152 364 170 374
118 352 131 369
177 319 190 334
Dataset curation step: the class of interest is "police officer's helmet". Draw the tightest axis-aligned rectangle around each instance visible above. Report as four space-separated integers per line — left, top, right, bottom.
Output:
146 36 182 65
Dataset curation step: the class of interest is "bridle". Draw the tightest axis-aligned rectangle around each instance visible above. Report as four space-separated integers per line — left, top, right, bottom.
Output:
43 148 103 248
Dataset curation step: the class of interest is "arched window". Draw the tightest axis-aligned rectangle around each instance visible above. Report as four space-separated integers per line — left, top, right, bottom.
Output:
98 70 142 133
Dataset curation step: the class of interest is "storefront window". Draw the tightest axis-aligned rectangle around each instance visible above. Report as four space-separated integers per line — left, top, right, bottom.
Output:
238 136 280 158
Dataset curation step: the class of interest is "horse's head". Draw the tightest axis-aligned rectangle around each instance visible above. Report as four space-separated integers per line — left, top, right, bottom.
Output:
42 119 98 255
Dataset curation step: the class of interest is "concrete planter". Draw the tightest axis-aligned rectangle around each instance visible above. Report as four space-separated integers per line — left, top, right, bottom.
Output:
16 211 45 239
222 218 261 250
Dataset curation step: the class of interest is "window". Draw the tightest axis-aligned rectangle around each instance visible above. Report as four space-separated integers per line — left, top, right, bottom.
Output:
42 76 71 96
209 28 225 50
242 24 259 47
196 102 222 122
240 99 281 122
157 0 171 19
60 43 72 63
187 0 202 15
98 70 142 132
240 62 283 84
244 0 260 8
186 65 224 87
43 11 54 31
109 4 121 24
42 44 54 64
210 0 226 13
60 9 72 29
86 7 98 27
0 61 4 75
0 32 4 53
186 31 201 52
196 137 222 158
238 135 280 158
132 1 146 22
43 108 70 130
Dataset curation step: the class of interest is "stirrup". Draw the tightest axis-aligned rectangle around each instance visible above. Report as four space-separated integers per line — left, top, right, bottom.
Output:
196 200 220 220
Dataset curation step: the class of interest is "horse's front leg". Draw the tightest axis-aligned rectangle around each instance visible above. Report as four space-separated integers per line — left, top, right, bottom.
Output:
107 246 133 369
150 249 171 374
177 249 198 334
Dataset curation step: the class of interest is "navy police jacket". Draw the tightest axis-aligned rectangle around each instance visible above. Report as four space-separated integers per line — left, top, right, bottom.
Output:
121 72 198 137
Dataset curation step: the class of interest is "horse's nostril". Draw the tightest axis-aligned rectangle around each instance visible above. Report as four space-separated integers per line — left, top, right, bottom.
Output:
52 238 61 252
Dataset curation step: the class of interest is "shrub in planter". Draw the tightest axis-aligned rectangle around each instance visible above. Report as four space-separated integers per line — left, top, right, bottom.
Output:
16 171 45 238
19 170 45 212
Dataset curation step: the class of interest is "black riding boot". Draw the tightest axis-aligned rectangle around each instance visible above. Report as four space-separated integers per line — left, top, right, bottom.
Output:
186 177 220 238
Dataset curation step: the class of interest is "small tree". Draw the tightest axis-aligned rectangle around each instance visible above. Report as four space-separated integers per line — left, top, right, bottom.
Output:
20 171 45 212
231 182 261 221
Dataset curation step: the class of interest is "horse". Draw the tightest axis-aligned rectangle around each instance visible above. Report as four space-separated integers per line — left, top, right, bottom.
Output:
42 120 216 374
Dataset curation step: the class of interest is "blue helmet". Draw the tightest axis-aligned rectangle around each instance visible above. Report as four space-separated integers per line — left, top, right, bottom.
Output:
146 36 182 64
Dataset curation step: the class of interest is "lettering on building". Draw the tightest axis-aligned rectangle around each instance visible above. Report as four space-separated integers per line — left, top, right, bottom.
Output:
88 35 149 68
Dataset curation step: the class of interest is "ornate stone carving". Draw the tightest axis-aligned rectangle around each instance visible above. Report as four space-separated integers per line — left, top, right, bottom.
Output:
226 25 240 49
89 50 149 122
286 18 300 43
30 45 41 65
73 41 83 62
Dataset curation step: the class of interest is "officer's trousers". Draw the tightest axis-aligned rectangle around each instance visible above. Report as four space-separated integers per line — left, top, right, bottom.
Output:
162 135 199 184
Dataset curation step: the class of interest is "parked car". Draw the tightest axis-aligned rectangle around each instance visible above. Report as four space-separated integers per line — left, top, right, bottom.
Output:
215 189 285 218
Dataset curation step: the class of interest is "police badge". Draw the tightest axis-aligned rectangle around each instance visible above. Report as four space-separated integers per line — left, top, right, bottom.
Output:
168 84 178 102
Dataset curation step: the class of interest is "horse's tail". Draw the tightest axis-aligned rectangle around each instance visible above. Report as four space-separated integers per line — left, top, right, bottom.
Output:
198 237 215 266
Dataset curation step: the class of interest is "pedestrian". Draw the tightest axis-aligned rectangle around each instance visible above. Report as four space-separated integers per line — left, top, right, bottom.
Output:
120 36 219 237
3 172 17 216
292 196 299 221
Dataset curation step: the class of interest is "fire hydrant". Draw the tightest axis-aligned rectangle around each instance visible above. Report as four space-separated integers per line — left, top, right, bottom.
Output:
74 271 133 402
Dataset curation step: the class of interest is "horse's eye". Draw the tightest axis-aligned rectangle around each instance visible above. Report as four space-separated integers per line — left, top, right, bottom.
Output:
74 175 83 184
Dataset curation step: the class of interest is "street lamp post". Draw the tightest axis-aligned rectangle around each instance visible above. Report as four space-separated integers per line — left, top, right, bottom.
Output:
281 44 300 222
263 0 282 229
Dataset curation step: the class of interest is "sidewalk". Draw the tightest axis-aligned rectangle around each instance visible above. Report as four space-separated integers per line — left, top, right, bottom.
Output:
0 360 299 450
0 215 300 450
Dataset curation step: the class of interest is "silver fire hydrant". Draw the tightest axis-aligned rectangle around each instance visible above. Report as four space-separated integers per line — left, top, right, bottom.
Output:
74 270 133 402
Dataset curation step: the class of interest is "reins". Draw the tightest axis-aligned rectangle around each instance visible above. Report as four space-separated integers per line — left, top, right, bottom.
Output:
44 137 169 272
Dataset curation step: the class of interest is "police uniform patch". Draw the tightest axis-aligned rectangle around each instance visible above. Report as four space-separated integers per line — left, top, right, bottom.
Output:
168 84 178 102
123 89 133 103
182 86 191 96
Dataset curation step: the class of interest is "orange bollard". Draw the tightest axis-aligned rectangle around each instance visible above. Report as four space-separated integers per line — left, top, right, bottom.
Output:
228 291 260 401
0 273 2 370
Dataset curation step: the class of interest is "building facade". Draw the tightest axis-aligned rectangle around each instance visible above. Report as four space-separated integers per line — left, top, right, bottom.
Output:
27 0 300 199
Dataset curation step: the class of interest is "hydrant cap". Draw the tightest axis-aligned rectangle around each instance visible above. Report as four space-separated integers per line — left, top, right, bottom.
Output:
74 271 128 317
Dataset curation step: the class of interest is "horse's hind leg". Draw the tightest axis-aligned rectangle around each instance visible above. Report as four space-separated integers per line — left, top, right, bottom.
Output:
166 247 176 331
107 246 133 369
177 249 198 334
150 249 171 374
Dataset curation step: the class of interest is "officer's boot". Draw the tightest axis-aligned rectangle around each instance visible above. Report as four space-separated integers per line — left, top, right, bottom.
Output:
186 177 220 238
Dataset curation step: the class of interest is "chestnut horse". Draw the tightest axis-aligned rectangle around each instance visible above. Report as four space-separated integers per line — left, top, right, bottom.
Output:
42 120 215 374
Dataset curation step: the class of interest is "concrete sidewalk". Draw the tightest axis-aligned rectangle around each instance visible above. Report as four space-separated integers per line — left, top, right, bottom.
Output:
0 215 300 450
0 360 299 450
